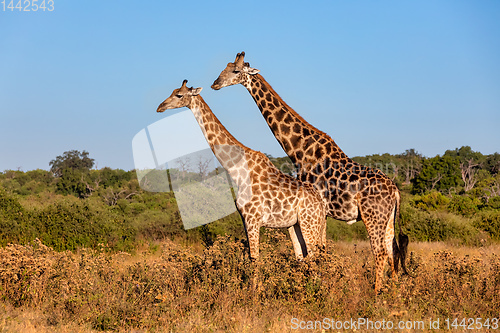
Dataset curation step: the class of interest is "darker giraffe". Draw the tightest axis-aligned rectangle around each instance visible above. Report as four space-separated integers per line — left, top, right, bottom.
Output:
157 80 326 261
212 52 412 293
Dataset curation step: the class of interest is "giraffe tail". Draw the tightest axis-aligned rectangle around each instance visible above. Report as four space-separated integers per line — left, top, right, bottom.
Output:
392 193 414 277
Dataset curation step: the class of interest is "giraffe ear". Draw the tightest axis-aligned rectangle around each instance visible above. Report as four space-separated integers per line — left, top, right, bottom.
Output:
191 87 203 96
244 67 260 75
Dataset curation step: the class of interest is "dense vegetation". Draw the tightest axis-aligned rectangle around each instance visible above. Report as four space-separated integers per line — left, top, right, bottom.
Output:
0 146 499 252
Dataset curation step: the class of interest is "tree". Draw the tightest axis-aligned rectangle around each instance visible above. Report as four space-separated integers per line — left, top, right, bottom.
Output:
175 157 191 180
49 150 95 198
197 156 212 180
412 155 462 194
486 153 500 175
49 150 95 177
460 159 480 192
444 146 484 192
266 154 295 176
56 168 89 198
399 149 423 185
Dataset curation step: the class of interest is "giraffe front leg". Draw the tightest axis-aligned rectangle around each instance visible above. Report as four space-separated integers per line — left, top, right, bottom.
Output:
245 220 261 260
242 216 262 293
240 209 261 260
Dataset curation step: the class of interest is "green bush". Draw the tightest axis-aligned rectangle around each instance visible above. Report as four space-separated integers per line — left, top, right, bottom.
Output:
0 189 25 220
33 198 136 251
411 191 450 210
401 201 481 245
0 190 136 251
0 190 27 245
447 195 481 217
132 209 184 241
473 210 500 240
486 196 500 210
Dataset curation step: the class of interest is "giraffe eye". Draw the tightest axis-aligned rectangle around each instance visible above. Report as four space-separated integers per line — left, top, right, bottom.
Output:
233 70 240 74
176 94 183 98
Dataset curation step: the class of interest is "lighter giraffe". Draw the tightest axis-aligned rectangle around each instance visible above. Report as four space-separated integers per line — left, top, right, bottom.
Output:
157 80 326 261
212 52 412 293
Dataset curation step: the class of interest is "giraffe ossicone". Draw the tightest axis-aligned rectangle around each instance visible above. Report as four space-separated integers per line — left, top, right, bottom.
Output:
157 79 327 260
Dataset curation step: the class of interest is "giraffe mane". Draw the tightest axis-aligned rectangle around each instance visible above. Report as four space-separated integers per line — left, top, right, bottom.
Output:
195 95 247 150
254 74 334 142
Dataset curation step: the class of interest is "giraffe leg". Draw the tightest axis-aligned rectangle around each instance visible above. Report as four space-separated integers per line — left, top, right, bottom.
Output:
246 222 261 260
313 212 327 255
288 224 306 260
297 213 320 259
384 214 397 280
241 213 261 260
373 248 388 294
365 224 389 294
318 201 327 249
321 218 327 250
242 216 262 293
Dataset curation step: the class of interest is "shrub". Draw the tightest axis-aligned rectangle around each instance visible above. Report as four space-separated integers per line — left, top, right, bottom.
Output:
473 210 500 240
448 195 481 217
32 198 136 251
0 190 26 245
411 191 450 210
0 192 136 251
486 196 500 210
132 209 185 241
401 202 481 245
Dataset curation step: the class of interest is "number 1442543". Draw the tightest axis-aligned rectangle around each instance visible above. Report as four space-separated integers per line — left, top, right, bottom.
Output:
1 0 54 11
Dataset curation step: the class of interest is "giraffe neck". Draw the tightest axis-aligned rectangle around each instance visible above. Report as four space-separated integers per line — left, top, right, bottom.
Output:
188 96 248 176
242 74 349 168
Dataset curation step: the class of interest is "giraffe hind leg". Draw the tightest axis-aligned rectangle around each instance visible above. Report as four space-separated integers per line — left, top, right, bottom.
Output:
365 219 390 293
384 213 398 280
321 216 327 249
288 224 307 260
374 250 388 294
297 205 324 259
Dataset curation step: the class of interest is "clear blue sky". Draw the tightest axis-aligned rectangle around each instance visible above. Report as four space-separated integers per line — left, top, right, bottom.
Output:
1 0 499 172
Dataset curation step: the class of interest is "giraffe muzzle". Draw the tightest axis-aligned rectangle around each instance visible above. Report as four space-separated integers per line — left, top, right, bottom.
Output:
157 103 167 113
211 81 222 90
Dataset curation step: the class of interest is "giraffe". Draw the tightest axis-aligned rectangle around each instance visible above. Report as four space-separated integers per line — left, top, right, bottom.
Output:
157 79 326 261
212 52 412 293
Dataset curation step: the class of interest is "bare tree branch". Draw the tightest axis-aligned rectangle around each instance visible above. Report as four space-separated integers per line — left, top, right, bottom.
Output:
460 159 479 192
430 173 443 190
197 156 212 180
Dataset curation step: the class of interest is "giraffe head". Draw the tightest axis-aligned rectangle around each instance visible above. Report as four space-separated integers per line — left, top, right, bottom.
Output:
211 52 260 90
157 80 203 112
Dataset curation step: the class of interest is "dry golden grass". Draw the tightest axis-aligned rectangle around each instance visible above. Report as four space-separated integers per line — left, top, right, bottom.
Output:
0 235 499 332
